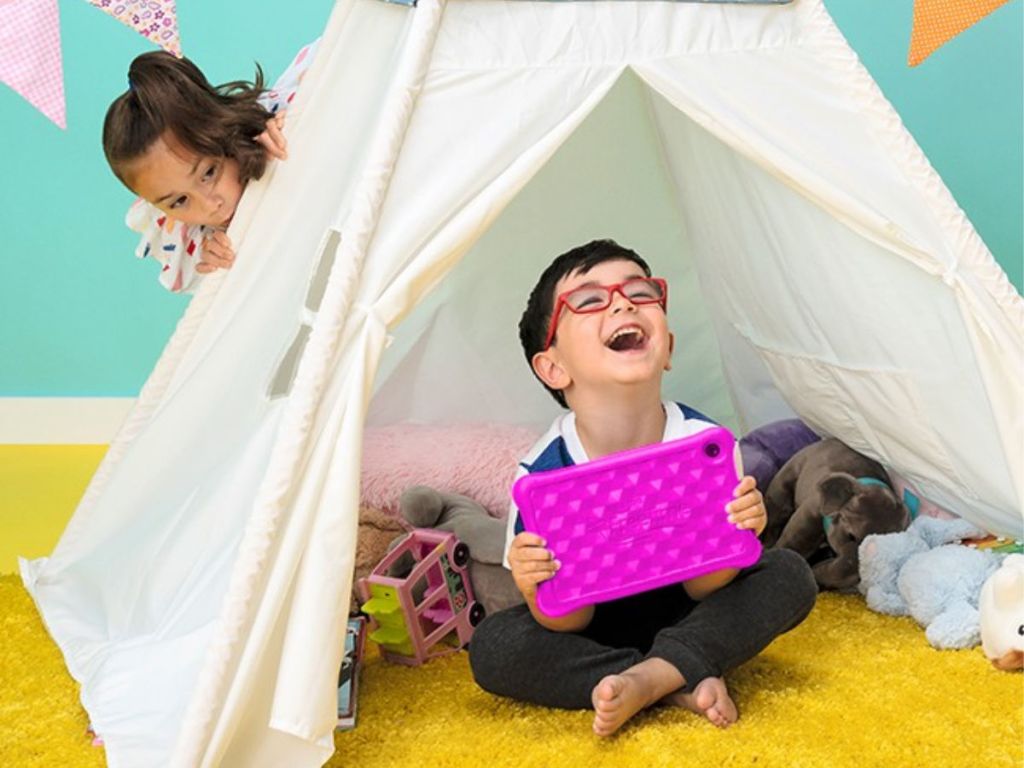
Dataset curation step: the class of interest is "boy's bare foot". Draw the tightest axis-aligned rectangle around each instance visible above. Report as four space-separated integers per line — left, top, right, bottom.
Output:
664 676 738 728
591 658 684 737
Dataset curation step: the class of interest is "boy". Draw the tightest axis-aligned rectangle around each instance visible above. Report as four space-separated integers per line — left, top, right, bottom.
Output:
468 240 817 737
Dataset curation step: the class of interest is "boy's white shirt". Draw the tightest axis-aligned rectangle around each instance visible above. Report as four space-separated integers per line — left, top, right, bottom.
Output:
502 400 716 568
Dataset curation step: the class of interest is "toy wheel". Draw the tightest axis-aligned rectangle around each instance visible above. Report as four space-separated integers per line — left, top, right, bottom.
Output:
469 602 486 627
453 542 470 568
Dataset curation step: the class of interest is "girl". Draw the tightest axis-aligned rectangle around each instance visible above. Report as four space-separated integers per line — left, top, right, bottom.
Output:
102 41 316 293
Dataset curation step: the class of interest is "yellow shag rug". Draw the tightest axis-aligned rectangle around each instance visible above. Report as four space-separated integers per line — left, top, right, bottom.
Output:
1 574 1021 768
1 445 1021 767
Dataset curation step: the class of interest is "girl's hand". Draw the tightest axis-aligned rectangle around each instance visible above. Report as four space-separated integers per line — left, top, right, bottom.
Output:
255 111 288 160
727 475 767 537
197 231 235 274
508 531 559 601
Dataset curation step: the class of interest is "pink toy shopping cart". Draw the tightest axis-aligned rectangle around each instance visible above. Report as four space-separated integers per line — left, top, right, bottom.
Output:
357 528 485 665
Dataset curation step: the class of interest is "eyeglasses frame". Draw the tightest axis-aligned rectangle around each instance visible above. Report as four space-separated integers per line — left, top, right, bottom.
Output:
542 276 668 350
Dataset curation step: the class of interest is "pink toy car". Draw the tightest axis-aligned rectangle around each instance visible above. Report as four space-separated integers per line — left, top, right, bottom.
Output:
357 528 485 666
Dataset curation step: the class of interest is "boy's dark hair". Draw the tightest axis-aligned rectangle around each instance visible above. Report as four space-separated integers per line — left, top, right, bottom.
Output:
518 239 652 408
103 51 273 190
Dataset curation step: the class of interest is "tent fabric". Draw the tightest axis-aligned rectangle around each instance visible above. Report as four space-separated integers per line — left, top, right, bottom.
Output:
21 0 1023 766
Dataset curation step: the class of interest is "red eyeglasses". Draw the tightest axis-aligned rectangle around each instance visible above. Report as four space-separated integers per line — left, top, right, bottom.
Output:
543 277 668 350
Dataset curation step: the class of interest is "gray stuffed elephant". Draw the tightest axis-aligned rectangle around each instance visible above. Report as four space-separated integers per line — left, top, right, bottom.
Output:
762 438 911 591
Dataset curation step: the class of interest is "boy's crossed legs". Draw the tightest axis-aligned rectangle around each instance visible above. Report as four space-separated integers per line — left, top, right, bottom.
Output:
469 548 816 736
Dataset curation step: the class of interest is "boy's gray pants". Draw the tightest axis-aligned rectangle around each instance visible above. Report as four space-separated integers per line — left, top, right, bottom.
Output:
468 548 817 707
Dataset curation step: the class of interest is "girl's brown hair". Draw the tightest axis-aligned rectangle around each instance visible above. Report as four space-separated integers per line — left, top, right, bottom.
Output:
103 51 272 190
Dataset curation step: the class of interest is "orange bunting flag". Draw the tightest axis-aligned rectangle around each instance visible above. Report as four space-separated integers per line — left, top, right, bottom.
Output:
908 0 1013 66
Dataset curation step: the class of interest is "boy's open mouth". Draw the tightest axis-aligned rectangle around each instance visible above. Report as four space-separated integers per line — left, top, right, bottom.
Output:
605 325 647 352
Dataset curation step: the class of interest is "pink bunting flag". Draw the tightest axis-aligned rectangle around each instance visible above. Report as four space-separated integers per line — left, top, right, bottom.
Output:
0 0 66 129
86 0 183 57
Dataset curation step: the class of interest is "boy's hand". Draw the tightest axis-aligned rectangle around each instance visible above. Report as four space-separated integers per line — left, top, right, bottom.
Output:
508 532 560 601
197 231 235 274
727 475 767 537
256 111 288 160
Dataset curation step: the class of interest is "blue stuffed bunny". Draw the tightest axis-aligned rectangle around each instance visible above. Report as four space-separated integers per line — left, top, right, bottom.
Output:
858 516 1001 649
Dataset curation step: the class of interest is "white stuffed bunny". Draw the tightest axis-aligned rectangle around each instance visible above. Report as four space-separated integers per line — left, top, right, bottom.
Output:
979 553 1024 671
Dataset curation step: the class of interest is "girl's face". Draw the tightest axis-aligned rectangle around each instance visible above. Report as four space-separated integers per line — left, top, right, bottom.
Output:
126 132 244 229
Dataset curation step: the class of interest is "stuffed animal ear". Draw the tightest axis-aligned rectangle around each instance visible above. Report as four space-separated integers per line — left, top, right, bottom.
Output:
399 485 445 527
819 473 858 516
993 561 1024 611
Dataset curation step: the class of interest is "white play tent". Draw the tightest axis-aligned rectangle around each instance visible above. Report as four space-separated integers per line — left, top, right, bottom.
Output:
22 0 1023 765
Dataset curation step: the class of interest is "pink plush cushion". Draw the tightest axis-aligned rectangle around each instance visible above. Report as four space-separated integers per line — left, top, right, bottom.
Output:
360 423 541 518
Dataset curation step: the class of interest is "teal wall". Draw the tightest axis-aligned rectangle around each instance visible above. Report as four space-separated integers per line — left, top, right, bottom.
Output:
0 0 1020 396
826 0 1022 289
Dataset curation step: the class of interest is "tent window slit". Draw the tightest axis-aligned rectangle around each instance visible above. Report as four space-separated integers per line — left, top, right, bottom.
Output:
267 324 312 398
306 229 341 313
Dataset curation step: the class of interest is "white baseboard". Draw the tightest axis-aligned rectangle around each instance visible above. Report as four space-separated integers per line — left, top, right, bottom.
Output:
0 398 136 444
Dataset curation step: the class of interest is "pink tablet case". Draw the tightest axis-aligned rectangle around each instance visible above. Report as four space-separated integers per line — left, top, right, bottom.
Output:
512 426 762 617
